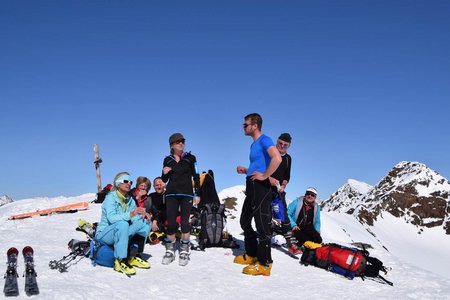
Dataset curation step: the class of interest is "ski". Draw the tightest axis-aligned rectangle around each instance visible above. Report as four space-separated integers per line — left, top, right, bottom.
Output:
3 247 19 297
23 246 39 296
8 201 89 220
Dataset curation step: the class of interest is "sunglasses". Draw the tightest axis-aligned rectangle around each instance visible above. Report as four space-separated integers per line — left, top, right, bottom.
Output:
118 179 133 185
173 139 185 145
243 123 254 129
305 192 316 197
277 141 290 148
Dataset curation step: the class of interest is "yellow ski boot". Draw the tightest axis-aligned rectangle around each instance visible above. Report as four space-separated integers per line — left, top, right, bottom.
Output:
233 254 257 265
114 258 136 275
242 262 272 276
127 256 151 269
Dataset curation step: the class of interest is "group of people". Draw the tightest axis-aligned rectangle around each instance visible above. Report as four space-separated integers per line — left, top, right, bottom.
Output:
95 113 322 277
95 132 200 275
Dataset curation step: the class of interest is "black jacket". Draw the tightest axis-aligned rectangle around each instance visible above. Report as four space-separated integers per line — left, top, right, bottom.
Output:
161 152 200 197
149 192 165 223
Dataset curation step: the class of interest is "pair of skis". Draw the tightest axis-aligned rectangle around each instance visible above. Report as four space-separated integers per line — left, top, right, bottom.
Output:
3 246 39 297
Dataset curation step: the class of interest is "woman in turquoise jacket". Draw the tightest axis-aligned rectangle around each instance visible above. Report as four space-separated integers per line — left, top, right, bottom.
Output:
95 172 152 275
287 187 322 251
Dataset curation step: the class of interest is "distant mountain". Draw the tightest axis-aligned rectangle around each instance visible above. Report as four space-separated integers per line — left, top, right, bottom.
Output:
0 195 13 207
321 179 373 214
322 161 450 234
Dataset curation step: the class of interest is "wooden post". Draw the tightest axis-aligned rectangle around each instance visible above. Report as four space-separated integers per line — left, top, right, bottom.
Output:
94 144 102 192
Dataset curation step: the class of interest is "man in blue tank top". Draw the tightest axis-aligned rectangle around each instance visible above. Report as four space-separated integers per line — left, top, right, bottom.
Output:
234 113 281 276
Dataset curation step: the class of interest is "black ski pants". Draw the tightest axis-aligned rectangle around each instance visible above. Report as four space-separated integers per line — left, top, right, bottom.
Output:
240 177 273 266
292 224 322 246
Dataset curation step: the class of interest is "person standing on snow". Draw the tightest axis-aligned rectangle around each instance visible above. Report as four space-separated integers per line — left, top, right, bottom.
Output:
268 133 298 254
95 172 151 276
161 133 200 266
235 113 282 276
287 187 322 248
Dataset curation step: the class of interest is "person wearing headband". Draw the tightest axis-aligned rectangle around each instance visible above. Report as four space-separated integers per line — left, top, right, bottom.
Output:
95 172 152 275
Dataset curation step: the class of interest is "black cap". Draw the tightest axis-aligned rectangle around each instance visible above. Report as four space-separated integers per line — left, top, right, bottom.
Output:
169 133 184 144
278 133 292 143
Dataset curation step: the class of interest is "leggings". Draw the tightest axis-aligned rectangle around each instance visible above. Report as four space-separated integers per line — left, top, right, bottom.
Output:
165 196 193 235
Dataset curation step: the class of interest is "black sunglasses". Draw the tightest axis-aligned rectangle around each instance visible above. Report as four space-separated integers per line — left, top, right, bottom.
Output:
305 192 316 197
243 123 254 129
172 139 185 145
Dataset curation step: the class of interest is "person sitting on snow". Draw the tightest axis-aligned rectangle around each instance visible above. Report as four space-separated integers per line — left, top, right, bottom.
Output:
95 172 152 275
287 187 322 253
149 177 166 233
129 176 152 211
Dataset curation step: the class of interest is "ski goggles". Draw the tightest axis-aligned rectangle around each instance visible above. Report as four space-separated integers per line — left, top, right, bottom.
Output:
115 175 133 186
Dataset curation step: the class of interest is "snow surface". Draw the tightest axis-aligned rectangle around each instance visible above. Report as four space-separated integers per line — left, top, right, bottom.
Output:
347 179 373 195
1 188 450 299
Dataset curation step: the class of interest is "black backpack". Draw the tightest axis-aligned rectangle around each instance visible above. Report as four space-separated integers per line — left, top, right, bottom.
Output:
199 203 225 249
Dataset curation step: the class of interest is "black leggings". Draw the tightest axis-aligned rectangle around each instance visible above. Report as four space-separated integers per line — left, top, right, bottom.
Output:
240 177 273 265
165 196 193 235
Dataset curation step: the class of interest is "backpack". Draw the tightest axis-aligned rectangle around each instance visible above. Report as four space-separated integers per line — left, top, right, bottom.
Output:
94 184 113 203
89 239 115 268
271 193 285 222
199 203 225 249
301 243 393 286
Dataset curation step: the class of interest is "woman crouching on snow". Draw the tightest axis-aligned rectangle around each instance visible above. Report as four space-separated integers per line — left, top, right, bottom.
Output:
95 172 152 275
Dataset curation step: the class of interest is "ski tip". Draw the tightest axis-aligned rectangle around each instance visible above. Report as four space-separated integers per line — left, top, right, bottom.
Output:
7 247 19 256
22 246 34 255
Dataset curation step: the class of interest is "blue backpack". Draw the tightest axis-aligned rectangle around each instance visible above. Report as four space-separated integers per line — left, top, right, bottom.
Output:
90 239 115 267
271 194 285 222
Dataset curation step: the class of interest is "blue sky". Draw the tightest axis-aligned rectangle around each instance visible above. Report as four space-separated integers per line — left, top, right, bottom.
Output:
1 1 449 200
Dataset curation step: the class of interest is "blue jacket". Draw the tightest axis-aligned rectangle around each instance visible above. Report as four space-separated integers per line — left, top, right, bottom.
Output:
287 196 321 232
96 191 141 234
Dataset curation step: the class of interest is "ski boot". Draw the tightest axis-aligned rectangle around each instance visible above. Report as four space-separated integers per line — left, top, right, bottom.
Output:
233 254 257 265
179 240 191 267
127 255 151 269
161 239 176 265
77 219 95 238
114 258 136 275
288 244 302 255
242 261 272 276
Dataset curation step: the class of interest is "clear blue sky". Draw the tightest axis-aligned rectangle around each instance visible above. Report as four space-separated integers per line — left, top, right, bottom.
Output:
1 1 449 200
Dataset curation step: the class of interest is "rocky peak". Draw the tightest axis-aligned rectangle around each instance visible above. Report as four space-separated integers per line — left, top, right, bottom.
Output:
321 179 373 214
354 162 450 233
0 195 13 207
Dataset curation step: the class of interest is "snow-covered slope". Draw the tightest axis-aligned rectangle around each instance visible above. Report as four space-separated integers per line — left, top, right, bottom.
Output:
1 189 450 299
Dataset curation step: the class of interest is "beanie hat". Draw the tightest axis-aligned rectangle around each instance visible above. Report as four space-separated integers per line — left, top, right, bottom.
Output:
278 133 292 143
306 187 317 196
169 133 184 145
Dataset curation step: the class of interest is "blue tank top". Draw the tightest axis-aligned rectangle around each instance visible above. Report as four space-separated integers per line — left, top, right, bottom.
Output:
247 134 275 176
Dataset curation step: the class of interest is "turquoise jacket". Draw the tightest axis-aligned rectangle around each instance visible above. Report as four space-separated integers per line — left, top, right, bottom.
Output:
287 196 321 232
96 191 141 233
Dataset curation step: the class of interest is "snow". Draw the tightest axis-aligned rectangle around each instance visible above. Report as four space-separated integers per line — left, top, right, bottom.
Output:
347 179 373 195
1 189 450 299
